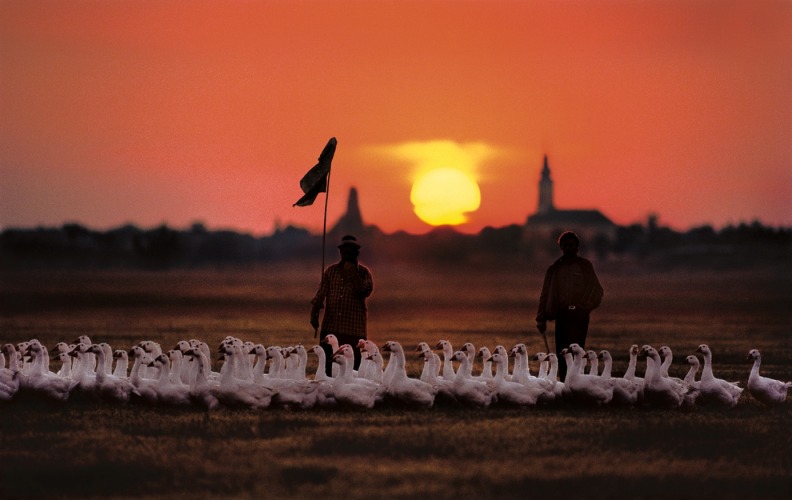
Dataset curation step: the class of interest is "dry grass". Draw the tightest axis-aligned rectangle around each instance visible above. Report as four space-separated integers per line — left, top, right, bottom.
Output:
1 264 791 498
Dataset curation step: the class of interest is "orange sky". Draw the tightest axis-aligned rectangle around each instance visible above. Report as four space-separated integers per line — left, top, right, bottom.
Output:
1 0 790 235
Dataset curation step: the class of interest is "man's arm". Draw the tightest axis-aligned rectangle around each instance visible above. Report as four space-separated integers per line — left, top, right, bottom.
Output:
536 267 554 332
310 270 329 328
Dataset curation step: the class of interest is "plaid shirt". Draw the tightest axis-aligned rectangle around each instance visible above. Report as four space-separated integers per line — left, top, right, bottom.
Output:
312 261 373 337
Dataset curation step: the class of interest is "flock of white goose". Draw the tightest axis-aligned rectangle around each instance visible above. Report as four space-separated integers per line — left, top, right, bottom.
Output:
1 334 789 409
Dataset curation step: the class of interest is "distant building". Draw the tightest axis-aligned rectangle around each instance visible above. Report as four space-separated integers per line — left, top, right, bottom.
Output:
329 187 379 238
524 156 616 254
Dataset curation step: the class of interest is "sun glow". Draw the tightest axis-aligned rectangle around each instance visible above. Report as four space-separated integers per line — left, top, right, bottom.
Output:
410 167 481 226
368 140 500 228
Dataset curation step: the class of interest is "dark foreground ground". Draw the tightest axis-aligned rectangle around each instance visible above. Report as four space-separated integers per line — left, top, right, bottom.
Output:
1 263 791 498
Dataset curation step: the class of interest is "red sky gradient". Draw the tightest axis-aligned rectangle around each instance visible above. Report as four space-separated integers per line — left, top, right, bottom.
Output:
1 0 790 235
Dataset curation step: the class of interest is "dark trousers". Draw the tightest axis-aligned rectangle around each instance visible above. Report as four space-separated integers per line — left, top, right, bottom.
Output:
554 308 590 382
319 331 363 376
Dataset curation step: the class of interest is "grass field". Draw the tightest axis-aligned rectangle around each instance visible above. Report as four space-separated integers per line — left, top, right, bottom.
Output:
1 262 791 499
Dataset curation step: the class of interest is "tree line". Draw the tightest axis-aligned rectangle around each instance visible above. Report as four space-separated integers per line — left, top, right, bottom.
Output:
1 220 789 270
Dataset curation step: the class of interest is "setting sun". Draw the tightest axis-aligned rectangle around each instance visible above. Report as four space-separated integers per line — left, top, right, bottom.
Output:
410 167 481 226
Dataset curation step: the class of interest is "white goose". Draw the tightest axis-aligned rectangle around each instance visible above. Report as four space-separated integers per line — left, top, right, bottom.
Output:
585 350 599 376
0 345 21 401
565 344 614 405
183 349 221 410
597 349 640 407
330 349 382 409
683 355 701 389
545 353 564 398
112 350 129 379
746 349 791 406
23 340 75 402
640 345 687 408
270 348 320 408
307 345 337 408
533 352 549 380
509 344 533 384
695 344 742 407
128 345 159 404
356 339 380 382
381 341 436 408
321 334 341 378
658 346 686 386
148 354 191 406
489 351 543 406
598 350 613 379
87 344 140 403
418 347 455 404
434 340 457 381
450 351 494 407
476 347 494 380
215 345 274 409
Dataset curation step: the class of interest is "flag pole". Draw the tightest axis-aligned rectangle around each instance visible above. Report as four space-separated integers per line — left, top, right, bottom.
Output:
316 166 331 338
321 166 332 278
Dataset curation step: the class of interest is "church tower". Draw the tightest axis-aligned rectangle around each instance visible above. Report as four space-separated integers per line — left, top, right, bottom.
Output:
537 155 555 214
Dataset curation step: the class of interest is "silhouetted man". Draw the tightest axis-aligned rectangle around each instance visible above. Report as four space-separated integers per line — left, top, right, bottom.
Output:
536 231 604 381
311 234 374 376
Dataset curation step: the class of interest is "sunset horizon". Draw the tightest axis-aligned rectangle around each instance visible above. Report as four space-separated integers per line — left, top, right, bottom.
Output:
2 0 790 236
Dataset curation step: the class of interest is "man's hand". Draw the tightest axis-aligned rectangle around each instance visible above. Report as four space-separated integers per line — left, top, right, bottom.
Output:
537 321 547 334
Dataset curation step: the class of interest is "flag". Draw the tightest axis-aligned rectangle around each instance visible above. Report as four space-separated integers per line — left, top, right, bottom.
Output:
293 137 337 207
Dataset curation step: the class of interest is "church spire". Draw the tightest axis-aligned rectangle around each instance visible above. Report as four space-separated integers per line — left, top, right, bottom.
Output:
330 187 365 235
538 155 554 214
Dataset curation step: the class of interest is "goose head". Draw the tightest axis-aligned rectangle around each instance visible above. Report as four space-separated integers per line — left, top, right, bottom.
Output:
52 342 71 354
382 341 399 353
461 343 476 358
128 345 146 359
69 344 89 358
86 344 104 356
113 350 128 361
630 345 640 357
321 334 339 348
490 351 506 366
511 344 527 357
685 355 700 368
249 344 267 357
265 346 284 361
450 351 468 363
598 350 612 363
477 347 492 362
585 350 597 362
695 344 711 358
173 340 191 353
434 340 452 353
532 352 548 362
486 345 505 359
747 349 761 362
147 354 169 368
73 335 92 346
568 343 586 357
640 345 661 362
139 340 160 354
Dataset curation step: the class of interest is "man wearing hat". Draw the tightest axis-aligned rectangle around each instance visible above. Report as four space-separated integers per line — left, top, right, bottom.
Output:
536 231 604 381
311 234 374 376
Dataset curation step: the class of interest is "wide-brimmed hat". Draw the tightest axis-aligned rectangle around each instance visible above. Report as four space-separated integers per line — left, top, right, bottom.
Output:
338 234 361 249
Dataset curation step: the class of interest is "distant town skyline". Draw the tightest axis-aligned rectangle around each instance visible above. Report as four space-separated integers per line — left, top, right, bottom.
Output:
2 1 790 235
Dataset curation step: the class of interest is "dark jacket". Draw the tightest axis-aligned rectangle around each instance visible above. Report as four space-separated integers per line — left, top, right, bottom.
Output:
536 255 603 322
